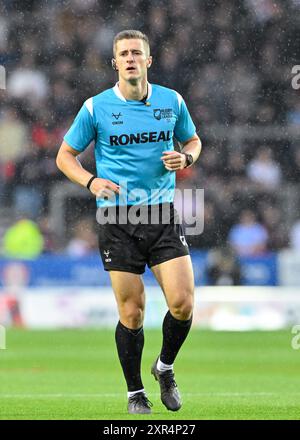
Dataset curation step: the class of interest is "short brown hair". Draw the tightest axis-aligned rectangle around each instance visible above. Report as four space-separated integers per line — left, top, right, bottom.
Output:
113 30 150 56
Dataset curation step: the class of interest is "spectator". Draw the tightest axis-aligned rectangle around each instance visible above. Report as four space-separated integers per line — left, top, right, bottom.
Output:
37 216 59 254
0 109 29 207
207 247 241 285
287 99 300 125
290 219 300 250
259 202 288 250
247 147 282 190
7 55 49 104
223 151 247 184
0 108 28 163
2 218 44 259
228 209 269 256
288 147 300 183
66 218 97 257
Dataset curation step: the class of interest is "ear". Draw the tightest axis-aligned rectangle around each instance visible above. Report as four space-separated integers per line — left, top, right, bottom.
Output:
147 56 153 69
111 58 118 71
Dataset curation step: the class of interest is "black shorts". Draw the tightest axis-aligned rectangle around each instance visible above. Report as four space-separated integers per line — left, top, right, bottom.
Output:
98 203 189 274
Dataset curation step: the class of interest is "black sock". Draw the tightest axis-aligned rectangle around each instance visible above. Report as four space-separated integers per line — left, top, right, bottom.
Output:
160 311 192 365
115 320 144 392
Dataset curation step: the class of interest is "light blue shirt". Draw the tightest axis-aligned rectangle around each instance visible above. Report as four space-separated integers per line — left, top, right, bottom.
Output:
64 83 196 207
229 223 268 254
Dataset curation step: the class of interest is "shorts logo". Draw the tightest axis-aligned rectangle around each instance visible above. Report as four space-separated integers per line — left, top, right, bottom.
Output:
153 108 173 120
104 250 111 262
180 235 188 247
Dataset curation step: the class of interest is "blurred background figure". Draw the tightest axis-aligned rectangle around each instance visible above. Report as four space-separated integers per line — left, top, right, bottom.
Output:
0 108 28 207
247 147 282 191
228 209 269 256
207 247 241 286
65 218 98 257
2 218 44 259
290 218 300 250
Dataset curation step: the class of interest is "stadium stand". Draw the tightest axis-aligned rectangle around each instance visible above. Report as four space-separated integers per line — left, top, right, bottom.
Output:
1 0 300 255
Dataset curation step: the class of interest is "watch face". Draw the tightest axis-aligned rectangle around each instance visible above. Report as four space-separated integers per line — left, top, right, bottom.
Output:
185 154 193 167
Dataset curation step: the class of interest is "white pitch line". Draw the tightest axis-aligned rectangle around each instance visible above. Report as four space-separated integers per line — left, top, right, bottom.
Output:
0 392 291 398
0 393 124 398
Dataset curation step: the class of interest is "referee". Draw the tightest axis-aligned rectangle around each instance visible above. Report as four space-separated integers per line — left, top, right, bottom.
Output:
56 30 201 414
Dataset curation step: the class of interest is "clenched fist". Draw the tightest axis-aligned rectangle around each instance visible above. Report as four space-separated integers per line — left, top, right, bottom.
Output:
161 151 186 171
89 177 120 199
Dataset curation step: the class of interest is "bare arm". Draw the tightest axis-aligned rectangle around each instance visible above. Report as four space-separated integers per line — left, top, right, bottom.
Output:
56 141 119 198
161 133 202 171
56 141 94 187
181 133 202 164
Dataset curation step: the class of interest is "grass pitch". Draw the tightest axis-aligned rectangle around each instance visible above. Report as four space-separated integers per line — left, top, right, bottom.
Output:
0 329 299 420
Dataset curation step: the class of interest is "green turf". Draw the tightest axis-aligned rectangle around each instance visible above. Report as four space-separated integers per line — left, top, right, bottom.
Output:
0 329 299 420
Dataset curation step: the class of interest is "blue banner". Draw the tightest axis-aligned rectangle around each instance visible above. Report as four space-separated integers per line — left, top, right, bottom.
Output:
0 251 277 287
239 254 278 286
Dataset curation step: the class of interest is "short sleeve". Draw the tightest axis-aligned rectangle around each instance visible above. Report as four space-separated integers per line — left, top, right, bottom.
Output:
63 99 96 152
173 93 196 143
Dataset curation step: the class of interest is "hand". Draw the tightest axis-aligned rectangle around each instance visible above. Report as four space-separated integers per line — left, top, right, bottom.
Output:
161 151 186 171
89 177 120 199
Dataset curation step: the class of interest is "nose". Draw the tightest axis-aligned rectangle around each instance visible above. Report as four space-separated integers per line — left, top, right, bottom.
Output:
126 52 135 63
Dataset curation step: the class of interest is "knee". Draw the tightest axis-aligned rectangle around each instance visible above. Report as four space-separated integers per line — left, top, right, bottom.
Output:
169 294 194 321
119 302 145 329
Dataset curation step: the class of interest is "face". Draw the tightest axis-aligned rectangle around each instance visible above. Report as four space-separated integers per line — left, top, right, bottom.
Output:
114 38 152 83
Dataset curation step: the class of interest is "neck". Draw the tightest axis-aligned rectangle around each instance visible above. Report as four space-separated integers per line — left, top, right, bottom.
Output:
118 77 148 101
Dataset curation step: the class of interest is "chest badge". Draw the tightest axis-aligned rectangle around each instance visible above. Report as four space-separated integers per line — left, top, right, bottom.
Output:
153 108 173 121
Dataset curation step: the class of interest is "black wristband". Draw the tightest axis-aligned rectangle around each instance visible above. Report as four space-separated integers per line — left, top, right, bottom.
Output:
86 175 97 190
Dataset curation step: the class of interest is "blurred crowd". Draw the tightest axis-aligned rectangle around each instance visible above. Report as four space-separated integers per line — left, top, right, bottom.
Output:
1 0 300 259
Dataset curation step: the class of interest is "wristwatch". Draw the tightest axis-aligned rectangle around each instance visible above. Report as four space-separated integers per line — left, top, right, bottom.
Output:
183 153 194 168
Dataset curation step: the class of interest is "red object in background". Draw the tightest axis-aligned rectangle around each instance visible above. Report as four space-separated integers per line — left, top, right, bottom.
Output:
176 166 197 181
31 124 65 150
3 161 16 180
31 125 49 148
0 296 24 327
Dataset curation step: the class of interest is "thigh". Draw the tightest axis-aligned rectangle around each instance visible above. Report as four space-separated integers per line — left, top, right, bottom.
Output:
151 255 194 309
109 271 145 308
109 271 146 328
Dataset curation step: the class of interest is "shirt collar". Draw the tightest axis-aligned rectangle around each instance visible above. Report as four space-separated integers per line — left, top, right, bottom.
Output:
113 82 152 102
